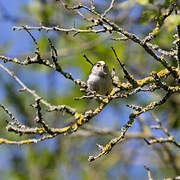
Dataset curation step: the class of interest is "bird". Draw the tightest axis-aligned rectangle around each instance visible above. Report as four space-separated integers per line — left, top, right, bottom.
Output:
87 61 113 96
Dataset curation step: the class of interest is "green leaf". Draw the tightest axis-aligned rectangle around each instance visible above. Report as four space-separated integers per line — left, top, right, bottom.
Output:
137 0 149 5
38 35 48 54
165 14 180 31
139 10 157 24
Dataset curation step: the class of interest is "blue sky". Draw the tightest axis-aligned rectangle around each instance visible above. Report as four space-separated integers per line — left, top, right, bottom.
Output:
0 0 32 56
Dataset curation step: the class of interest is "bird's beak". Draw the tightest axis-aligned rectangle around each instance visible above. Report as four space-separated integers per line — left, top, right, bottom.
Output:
102 65 107 74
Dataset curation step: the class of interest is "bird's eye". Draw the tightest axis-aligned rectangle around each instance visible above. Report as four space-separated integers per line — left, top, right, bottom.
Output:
96 64 100 67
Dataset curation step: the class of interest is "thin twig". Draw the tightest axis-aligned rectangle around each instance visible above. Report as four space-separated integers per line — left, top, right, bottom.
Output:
0 63 76 115
83 54 94 66
102 0 115 17
144 166 153 180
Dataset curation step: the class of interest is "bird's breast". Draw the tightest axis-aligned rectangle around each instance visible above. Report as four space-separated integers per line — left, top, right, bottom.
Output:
87 74 112 95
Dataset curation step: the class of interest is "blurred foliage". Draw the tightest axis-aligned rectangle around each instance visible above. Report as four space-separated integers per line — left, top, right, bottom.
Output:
0 0 180 180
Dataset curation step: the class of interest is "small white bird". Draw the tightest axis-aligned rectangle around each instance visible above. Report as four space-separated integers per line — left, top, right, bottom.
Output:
87 61 112 95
